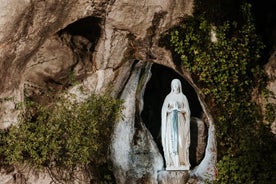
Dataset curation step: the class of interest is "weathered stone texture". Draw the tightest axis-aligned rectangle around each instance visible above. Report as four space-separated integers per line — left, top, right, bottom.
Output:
0 0 220 183
158 170 189 184
0 0 111 128
265 51 276 134
190 117 207 165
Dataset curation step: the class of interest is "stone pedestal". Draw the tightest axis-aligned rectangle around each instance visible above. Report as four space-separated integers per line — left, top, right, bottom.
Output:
157 170 190 184
166 165 190 170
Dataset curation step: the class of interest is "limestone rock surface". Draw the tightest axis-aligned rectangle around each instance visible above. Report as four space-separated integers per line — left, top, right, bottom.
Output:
158 171 189 184
0 0 220 183
190 117 207 166
0 0 111 128
265 51 276 134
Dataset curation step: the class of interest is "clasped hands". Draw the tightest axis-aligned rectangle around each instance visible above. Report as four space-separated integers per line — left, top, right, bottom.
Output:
168 102 186 114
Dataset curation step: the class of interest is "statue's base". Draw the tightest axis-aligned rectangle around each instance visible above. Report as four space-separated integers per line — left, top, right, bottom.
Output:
157 170 190 184
166 165 190 170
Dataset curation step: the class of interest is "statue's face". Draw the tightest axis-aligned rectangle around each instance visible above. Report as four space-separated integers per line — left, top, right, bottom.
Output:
172 82 180 94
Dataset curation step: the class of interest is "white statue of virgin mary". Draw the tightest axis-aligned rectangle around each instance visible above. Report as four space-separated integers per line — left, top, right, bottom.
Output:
161 79 191 170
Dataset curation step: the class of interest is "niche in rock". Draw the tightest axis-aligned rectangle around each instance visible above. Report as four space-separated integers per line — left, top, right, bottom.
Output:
59 16 101 52
57 16 102 84
24 17 102 105
141 64 206 168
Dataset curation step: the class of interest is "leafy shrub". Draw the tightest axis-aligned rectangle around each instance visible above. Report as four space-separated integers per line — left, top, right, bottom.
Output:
0 94 123 170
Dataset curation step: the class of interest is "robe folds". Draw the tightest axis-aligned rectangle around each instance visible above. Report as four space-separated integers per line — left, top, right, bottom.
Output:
161 79 190 170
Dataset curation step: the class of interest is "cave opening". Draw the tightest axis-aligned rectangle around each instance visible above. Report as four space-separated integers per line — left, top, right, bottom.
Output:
58 16 102 52
25 17 103 105
55 16 103 87
141 64 204 167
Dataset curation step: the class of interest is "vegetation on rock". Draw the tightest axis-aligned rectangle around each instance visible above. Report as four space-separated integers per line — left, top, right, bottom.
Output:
166 1 276 183
0 94 123 182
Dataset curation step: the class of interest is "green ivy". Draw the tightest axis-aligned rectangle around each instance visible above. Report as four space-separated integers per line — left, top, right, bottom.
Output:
265 103 276 123
0 94 123 172
167 1 276 183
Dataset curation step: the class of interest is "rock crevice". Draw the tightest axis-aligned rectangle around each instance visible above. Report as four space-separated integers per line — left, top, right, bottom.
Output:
0 0 220 183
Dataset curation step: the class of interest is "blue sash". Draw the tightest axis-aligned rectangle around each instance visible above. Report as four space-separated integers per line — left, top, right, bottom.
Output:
172 109 178 154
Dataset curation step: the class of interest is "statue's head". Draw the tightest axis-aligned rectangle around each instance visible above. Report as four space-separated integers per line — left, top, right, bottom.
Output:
171 79 182 94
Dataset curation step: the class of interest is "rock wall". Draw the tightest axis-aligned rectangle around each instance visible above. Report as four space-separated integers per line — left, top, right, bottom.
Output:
111 62 164 183
0 0 193 128
265 51 276 134
0 0 221 183
0 0 113 128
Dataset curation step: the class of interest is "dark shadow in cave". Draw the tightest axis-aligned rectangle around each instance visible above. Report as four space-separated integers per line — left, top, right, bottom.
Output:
56 16 102 85
141 64 203 167
58 16 102 52
28 17 102 105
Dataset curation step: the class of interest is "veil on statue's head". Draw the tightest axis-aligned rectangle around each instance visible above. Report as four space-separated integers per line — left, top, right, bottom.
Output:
171 79 182 93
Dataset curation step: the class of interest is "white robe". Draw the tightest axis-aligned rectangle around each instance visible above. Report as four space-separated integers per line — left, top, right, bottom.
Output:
161 81 190 170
